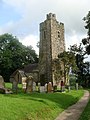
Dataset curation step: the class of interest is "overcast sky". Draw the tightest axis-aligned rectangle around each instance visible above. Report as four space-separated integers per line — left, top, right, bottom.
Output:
0 0 90 60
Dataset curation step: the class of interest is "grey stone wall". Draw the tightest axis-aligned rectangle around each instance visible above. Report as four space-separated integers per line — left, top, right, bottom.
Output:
39 13 65 85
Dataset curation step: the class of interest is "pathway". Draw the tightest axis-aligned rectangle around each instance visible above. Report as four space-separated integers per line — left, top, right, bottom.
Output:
55 90 90 120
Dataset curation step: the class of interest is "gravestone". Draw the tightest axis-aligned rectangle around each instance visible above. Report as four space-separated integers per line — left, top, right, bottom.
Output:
0 75 5 88
22 77 27 92
0 75 12 94
26 76 33 93
38 82 40 92
45 83 48 92
47 82 53 92
12 79 18 93
40 86 45 93
61 80 65 92
0 75 5 93
33 82 36 92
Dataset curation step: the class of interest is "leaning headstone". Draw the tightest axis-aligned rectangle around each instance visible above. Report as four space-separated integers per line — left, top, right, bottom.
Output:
0 75 5 88
33 82 36 92
0 88 5 94
26 76 33 93
47 82 53 93
0 75 12 94
0 75 5 94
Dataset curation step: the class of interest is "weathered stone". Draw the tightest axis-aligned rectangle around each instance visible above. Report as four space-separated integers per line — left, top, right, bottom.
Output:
0 87 13 94
22 77 27 91
0 75 13 94
47 82 53 92
0 75 5 94
5 89 13 94
44 83 48 92
38 82 41 92
61 81 64 91
12 80 18 93
39 13 65 85
40 86 45 93
26 76 33 93
33 82 36 91
0 87 5 94
0 75 5 88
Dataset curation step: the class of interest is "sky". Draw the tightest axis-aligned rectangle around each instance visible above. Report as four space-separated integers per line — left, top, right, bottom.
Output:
0 0 90 61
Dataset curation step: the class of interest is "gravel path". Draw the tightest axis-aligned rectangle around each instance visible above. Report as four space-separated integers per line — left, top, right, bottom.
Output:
55 90 89 120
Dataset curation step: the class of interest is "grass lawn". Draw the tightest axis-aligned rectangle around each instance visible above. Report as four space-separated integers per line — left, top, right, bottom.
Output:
0 83 84 120
79 89 90 120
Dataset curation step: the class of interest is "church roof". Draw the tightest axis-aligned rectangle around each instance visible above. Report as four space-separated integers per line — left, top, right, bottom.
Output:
23 63 38 73
10 63 38 78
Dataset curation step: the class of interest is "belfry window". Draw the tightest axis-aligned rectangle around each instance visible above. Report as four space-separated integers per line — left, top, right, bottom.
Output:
58 31 60 38
44 31 46 39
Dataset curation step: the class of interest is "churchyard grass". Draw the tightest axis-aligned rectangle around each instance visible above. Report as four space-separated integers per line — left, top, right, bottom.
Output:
0 83 84 120
79 89 90 120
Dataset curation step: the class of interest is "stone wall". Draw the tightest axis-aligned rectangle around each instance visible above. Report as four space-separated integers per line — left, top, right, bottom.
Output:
39 13 65 85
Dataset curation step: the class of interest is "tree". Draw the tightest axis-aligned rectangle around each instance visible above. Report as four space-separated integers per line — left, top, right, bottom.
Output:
69 44 85 70
52 51 77 85
69 44 90 87
0 33 38 81
58 51 77 84
82 11 90 54
83 11 90 37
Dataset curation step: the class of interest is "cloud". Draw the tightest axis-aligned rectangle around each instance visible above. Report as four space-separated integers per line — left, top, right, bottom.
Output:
19 34 39 54
0 0 4 4
2 0 89 35
1 0 90 57
65 33 86 49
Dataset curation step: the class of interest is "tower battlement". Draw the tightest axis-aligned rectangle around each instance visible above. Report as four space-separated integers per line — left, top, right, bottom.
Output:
47 13 56 20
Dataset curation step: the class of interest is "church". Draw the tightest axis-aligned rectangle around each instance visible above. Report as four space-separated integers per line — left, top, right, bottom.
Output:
10 13 65 88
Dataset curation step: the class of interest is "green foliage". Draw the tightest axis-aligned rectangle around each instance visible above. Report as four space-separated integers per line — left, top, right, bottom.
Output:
69 44 86 84
52 51 77 85
79 90 90 120
69 75 76 86
58 51 77 70
0 33 38 81
83 11 90 36
0 83 84 120
69 43 90 87
58 51 77 83
82 11 90 55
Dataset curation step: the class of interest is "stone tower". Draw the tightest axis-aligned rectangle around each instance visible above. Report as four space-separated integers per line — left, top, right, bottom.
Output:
39 13 65 85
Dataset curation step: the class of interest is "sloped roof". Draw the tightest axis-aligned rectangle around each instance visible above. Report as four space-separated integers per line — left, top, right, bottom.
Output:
11 70 26 77
10 63 39 78
23 63 38 73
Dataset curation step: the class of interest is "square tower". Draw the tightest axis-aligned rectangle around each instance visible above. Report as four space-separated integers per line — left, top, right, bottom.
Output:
39 13 65 85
